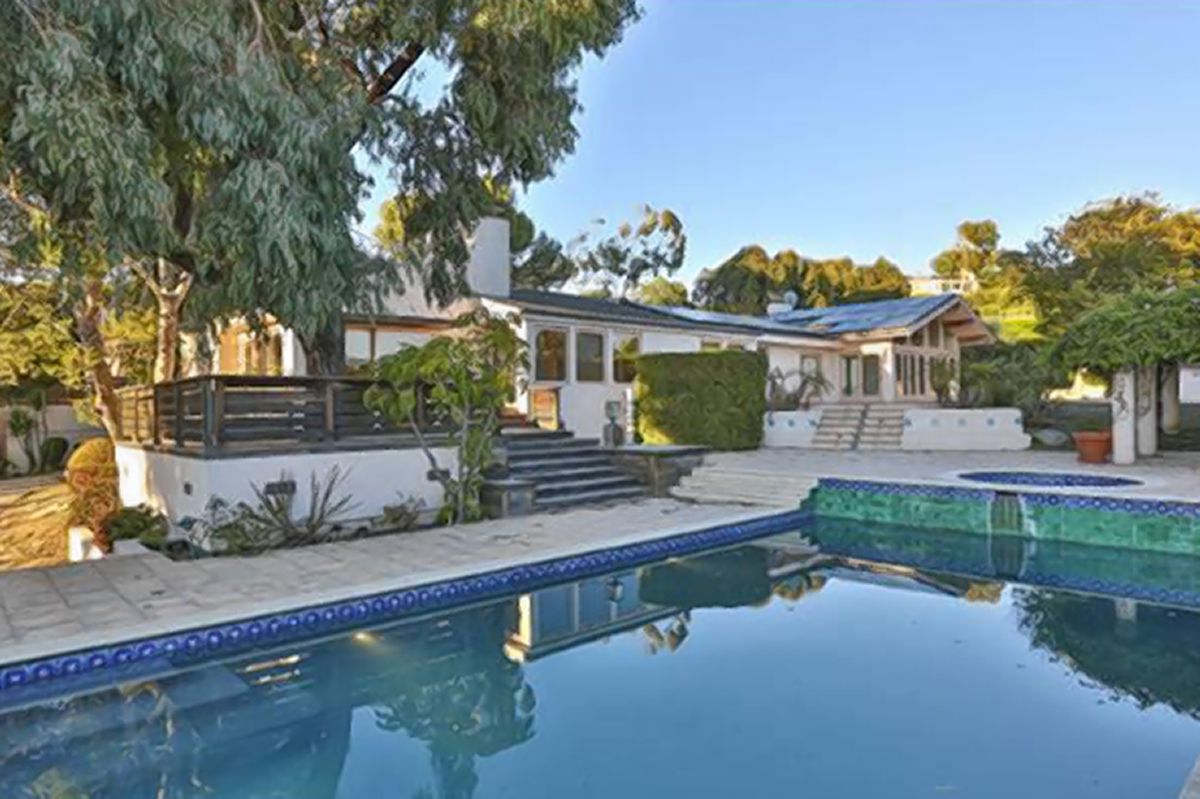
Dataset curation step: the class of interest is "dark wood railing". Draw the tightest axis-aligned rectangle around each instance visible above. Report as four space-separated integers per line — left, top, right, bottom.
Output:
115 376 431 454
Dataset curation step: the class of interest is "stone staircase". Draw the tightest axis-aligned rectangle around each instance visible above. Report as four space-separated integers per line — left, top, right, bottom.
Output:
810 403 907 451
856 405 907 450
810 404 867 450
500 424 646 511
672 465 817 508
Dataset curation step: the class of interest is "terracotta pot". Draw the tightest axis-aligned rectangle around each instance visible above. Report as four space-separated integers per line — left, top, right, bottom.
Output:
1073 431 1112 464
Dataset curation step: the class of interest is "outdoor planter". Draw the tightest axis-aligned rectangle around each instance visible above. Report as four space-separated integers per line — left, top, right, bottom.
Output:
1073 430 1112 464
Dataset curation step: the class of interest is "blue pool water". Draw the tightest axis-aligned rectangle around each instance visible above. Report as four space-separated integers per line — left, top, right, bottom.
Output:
2 524 1200 798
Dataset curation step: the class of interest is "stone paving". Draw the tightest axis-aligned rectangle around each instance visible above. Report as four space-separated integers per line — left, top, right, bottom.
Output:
706 449 1200 502
0 498 774 670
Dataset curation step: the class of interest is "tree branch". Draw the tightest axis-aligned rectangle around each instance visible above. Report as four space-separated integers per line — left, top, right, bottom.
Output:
365 42 426 105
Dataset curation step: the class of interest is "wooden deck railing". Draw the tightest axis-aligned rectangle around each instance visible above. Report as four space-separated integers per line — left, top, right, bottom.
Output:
115 376 430 454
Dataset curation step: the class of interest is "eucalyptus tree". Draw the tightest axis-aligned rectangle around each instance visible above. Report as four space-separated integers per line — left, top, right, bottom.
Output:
1 0 639 432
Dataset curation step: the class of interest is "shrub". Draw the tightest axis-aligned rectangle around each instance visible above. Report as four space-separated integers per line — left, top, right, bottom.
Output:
65 438 119 539
635 350 767 450
39 436 69 471
100 505 168 551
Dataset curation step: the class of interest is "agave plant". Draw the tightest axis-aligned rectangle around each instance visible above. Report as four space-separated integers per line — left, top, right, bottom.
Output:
187 468 357 555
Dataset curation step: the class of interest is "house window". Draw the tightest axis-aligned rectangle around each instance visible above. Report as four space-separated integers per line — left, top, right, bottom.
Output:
576 331 604 382
862 355 881 396
842 356 856 395
918 356 927 395
613 335 639 383
929 321 941 349
700 340 723 351
912 328 925 347
534 329 567 381
894 353 904 396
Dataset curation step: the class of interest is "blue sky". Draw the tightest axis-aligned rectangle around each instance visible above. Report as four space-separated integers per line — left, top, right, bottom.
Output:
364 0 1200 281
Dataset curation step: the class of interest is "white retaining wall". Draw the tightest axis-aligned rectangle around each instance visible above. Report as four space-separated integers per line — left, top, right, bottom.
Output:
900 408 1030 451
116 444 457 525
1 404 104 473
762 410 822 448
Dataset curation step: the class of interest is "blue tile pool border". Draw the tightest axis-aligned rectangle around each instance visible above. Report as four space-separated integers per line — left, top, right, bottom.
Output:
819 478 996 502
0 508 812 705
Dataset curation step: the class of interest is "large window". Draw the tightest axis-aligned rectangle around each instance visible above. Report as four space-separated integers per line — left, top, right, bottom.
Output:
613 335 639 383
534 329 567 381
700 340 723 351
929 321 941 348
576 331 604 382
918 356 927 395
862 355 880 396
842 356 856 396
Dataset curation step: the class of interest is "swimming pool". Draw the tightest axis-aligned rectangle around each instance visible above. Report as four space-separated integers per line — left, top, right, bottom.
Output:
1 523 1198 798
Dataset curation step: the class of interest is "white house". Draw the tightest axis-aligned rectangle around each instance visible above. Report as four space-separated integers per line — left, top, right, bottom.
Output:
202 218 994 440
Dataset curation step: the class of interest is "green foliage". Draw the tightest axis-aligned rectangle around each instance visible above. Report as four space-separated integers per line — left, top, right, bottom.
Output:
1046 287 1200 378
64 437 118 537
635 351 766 450
929 359 958 407
573 206 686 297
960 342 1066 423
929 219 1033 325
38 436 68 472
1024 195 1200 338
189 468 356 556
365 309 528 524
693 246 909 314
633 276 690 307
3 0 640 385
100 504 167 550
375 496 425 532
766 366 831 411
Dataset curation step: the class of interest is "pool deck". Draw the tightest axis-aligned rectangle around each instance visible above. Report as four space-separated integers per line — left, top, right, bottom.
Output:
0 499 778 671
704 449 1200 502
2 448 1197 678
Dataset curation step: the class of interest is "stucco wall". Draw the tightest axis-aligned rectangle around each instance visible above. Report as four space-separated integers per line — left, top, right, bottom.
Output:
900 408 1030 451
116 444 457 525
762 410 822 448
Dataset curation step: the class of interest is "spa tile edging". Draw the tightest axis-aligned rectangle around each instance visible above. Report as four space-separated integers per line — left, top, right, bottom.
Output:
0 508 811 704
818 477 996 502
817 477 1200 518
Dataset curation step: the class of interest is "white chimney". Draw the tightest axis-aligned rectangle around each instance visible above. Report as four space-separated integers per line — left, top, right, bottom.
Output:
465 217 511 298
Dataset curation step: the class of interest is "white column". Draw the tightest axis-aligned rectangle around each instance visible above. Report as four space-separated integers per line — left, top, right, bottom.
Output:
1111 368 1137 465
1162 362 1181 434
1136 364 1158 457
878 347 897 402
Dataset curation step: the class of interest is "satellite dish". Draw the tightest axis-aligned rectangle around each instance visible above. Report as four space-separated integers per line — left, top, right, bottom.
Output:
782 290 799 308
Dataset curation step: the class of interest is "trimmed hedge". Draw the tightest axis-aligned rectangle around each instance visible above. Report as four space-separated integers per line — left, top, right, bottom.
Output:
634 350 767 450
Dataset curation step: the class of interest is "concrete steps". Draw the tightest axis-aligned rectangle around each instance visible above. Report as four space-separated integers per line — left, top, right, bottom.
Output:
809 404 908 451
672 466 817 508
499 425 647 510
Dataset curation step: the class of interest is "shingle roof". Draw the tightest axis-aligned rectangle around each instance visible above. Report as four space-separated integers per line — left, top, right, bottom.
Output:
504 289 788 336
768 294 961 336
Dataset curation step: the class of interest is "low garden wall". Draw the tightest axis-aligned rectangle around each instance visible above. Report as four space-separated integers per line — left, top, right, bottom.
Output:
115 444 456 527
762 410 822 448
901 408 1030 451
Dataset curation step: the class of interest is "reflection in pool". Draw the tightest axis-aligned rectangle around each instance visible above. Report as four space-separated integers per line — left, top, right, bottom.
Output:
2 524 1199 798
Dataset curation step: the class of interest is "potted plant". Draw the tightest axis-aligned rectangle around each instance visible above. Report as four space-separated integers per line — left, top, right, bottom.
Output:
1072 419 1112 464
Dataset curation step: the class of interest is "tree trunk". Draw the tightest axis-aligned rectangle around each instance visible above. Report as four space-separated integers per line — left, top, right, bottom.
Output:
75 283 122 438
146 259 192 383
302 312 347 375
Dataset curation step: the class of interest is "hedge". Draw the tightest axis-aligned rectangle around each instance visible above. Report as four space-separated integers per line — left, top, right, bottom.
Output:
634 350 766 450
